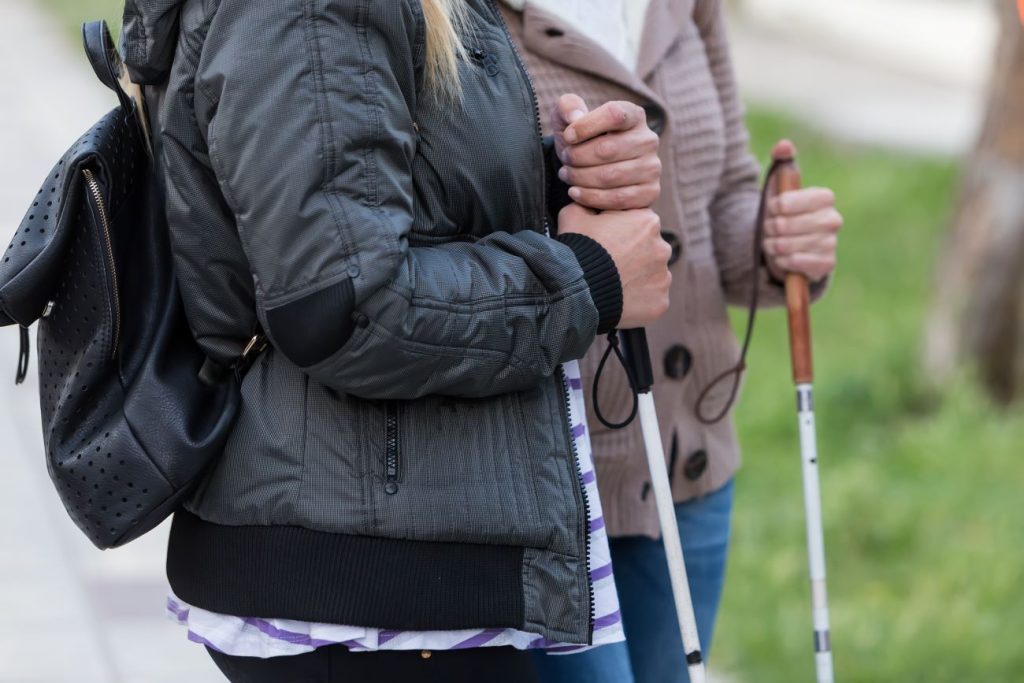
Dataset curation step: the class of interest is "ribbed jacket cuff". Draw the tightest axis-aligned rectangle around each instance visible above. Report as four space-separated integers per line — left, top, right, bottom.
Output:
557 233 623 334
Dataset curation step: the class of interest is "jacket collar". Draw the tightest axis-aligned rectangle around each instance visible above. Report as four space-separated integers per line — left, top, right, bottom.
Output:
519 3 641 97
516 0 691 91
635 0 693 82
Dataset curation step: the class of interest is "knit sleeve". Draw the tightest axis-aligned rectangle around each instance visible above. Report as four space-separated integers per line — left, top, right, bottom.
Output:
698 0 827 307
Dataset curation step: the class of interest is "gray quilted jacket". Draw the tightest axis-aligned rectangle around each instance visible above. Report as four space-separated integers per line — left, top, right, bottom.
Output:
122 0 622 644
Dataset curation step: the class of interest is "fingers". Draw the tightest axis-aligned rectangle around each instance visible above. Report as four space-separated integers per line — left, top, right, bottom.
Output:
568 182 661 211
763 231 838 260
764 206 843 237
559 126 659 168
764 204 840 282
768 187 836 217
563 101 646 144
762 163 839 283
768 252 836 282
558 155 661 190
552 94 589 133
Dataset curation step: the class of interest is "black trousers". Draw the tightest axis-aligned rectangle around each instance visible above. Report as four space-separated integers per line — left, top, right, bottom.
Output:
207 645 539 683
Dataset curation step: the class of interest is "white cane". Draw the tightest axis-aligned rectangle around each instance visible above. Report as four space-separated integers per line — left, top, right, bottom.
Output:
776 161 835 683
619 329 707 683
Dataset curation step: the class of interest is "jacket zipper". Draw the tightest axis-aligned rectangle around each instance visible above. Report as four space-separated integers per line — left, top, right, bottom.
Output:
489 0 550 237
555 365 595 644
82 168 121 358
384 401 400 494
490 2 593 640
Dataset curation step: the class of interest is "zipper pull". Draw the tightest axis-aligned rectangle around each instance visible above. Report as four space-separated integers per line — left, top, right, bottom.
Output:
384 401 400 495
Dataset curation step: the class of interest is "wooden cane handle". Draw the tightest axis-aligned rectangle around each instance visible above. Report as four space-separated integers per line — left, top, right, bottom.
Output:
775 161 813 385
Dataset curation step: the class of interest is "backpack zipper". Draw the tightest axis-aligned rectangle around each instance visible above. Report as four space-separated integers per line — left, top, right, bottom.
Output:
82 168 121 358
384 401 400 494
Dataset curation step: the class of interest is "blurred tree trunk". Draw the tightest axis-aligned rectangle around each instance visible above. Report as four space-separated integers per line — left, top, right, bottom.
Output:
925 2 1024 403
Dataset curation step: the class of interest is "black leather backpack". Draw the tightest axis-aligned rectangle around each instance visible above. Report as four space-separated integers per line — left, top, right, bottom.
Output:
0 22 260 549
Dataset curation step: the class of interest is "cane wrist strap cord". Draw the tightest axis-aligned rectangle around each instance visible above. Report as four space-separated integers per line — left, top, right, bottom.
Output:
591 157 790 430
695 156 791 425
593 330 640 429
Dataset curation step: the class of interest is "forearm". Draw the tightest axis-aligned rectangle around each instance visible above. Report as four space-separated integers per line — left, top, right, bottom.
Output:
286 230 619 400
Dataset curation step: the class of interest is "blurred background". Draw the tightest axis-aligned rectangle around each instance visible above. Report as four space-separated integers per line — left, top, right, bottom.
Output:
1 0 1021 681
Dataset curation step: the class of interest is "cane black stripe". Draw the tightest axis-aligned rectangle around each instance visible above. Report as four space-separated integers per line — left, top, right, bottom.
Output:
796 388 814 412
686 650 704 665
814 630 831 653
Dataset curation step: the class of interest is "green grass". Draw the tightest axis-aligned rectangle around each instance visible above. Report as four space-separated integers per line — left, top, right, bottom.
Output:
41 2 1024 680
717 111 1024 682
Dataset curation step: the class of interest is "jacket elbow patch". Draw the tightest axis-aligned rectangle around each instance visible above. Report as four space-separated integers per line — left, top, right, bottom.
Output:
265 279 357 367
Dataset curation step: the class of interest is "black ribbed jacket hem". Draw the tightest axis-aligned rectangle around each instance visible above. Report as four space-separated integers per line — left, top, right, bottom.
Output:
557 233 622 334
167 510 526 631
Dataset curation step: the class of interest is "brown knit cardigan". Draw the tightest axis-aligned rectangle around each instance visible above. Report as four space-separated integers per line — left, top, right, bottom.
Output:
500 0 827 538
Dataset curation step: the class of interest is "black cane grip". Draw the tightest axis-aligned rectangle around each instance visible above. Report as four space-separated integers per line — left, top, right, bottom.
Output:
619 328 655 393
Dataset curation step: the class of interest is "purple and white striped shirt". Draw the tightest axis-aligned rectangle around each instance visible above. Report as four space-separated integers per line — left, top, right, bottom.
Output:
168 360 624 657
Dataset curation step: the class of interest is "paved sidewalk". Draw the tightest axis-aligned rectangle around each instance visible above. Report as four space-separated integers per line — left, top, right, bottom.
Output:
0 2 221 682
728 0 993 155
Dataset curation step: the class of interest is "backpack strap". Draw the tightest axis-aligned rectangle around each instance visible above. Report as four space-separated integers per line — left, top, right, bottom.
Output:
83 21 132 112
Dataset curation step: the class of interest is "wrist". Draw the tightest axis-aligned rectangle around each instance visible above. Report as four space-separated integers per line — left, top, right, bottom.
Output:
557 232 623 334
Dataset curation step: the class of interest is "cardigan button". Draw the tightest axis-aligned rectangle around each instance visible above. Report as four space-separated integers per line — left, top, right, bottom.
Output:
684 450 708 481
661 231 681 266
643 103 666 135
664 345 692 379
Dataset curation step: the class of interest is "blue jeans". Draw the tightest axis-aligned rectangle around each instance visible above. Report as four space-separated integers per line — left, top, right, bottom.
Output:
531 480 735 683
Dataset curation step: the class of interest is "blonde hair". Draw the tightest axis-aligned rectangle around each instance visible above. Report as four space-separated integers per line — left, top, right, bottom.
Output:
421 0 467 99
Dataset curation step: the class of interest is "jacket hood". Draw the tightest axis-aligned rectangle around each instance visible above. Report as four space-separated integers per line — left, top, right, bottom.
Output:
120 0 185 84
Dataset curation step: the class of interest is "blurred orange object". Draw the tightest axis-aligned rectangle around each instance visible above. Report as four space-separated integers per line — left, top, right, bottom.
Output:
1019 0 1024 24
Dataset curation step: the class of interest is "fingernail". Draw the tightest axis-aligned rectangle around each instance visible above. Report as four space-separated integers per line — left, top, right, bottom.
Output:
564 128 578 144
568 187 581 200
558 167 569 182
568 109 585 123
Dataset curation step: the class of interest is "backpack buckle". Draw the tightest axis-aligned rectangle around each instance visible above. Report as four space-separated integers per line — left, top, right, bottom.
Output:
241 333 268 361
233 332 269 383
